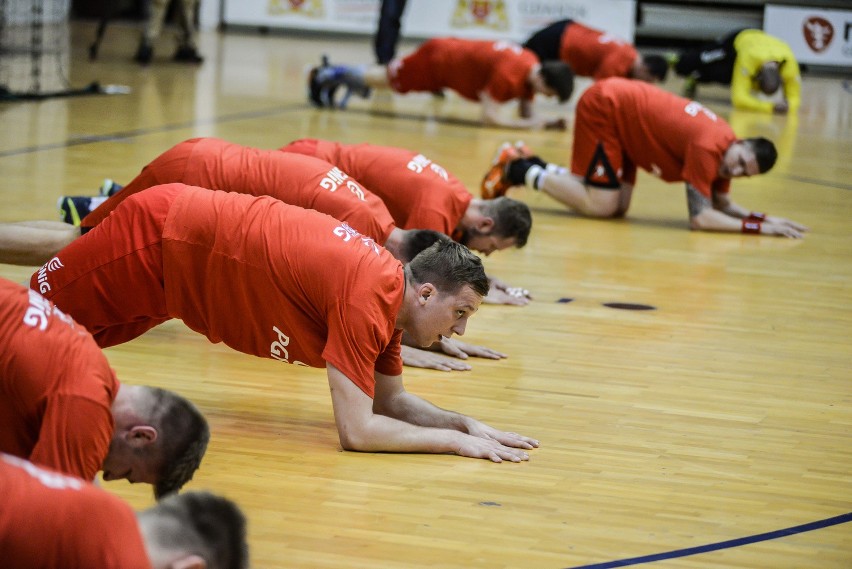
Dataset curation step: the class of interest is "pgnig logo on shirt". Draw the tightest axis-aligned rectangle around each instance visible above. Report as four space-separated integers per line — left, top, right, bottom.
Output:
35 256 64 294
270 325 308 366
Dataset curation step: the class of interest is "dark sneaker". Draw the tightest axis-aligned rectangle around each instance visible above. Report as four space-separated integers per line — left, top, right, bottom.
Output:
307 56 370 108
308 56 336 107
134 42 153 65
98 178 124 197
58 196 94 226
174 46 204 64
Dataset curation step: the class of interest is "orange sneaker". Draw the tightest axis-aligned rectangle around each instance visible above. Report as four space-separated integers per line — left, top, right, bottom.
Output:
480 143 519 199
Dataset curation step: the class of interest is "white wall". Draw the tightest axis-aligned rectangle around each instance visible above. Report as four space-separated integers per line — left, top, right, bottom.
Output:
221 0 636 43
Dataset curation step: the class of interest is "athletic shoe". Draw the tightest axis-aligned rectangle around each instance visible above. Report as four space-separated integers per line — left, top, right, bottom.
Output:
480 143 521 199
57 196 94 226
98 178 124 197
308 56 338 108
513 140 533 158
174 46 204 64
308 56 370 108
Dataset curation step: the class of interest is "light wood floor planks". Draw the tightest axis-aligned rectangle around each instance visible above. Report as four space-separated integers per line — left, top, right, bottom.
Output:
0 21 850 569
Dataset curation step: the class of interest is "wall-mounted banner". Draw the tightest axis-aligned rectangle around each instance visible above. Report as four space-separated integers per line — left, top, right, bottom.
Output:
224 0 636 44
765 4 852 68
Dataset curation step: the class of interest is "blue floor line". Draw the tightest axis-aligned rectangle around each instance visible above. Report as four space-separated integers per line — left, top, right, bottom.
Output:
564 512 852 569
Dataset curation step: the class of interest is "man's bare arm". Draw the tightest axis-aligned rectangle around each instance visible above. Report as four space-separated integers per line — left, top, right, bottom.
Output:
687 185 806 237
325 364 535 462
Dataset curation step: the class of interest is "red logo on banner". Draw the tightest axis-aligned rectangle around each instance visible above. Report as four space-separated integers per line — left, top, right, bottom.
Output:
289 0 305 8
803 17 834 53
471 1 492 21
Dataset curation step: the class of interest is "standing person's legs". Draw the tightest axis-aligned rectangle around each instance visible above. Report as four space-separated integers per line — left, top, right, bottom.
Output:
173 0 204 63
136 0 171 64
374 0 409 64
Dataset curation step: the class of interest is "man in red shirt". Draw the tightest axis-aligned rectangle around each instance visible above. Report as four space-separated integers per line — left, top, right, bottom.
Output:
0 453 248 569
0 138 506 371
309 38 574 129
523 20 669 83
34 184 539 462
0 277 209 498
4 138 428 267
280 138 534 300
282 138 537 370
481 78 808 238
280 138 532 256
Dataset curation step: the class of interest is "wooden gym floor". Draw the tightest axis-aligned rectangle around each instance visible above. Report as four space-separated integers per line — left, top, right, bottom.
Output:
0 21 850 569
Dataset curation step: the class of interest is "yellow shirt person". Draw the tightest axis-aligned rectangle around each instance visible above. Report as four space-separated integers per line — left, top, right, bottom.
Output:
730 30 801 114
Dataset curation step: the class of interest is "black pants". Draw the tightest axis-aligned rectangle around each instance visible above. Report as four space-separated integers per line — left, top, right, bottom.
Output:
374 0 409 64
523 19 573 62
674 29 744 85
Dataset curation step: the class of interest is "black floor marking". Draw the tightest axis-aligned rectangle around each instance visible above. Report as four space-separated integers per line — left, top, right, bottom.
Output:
602 302 656 311
0 104 305 158
781 174 852 192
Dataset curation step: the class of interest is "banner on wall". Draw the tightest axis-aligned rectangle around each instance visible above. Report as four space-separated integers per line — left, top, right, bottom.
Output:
765 4 852 68
224 0 636 44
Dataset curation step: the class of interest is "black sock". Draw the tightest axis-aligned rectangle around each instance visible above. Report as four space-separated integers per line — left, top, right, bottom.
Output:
506 159 536 185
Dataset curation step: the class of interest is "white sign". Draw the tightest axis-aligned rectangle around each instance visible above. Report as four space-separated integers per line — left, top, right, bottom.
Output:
765 4 852 68
223 0 636 44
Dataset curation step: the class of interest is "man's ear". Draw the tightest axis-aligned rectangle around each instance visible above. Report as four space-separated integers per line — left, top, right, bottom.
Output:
418 283 436 305
476 217 495 234
126 425 158 447
170 555 206 569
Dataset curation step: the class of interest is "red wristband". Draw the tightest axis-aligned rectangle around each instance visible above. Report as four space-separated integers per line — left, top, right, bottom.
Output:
748 211 766 221
742 219 762 234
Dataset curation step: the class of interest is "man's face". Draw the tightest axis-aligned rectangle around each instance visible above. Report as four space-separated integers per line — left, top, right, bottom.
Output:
719 142 760 179
407 284 482 347
462 230 517 257
101 434 161 485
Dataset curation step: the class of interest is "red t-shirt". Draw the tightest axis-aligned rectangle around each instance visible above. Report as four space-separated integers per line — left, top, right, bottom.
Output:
161 186 404 396
390 38 536 102
82 138 395 244
576 78 735 197
281 139 472 237
0 454 151 569
561 22 638 80
0 278 117 482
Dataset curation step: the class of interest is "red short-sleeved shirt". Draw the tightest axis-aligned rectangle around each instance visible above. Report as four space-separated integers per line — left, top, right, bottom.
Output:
0 454 151 569
281 139 472 237
38 184 404 396
0 278 117 481
571 78 735 197
561 22 638 80
390 38 536 103
81 138 395 244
